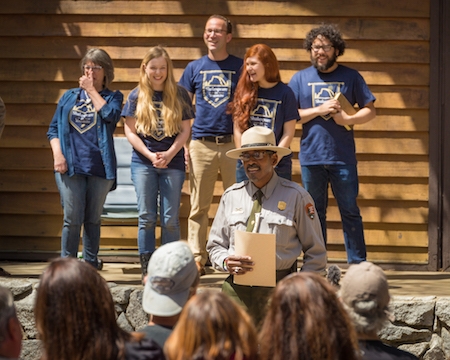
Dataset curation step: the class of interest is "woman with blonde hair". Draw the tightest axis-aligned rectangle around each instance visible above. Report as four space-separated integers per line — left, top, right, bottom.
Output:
228 43 299 182
34 257 164 360
259 272 361 360
164 290 259 360
122 46 194 278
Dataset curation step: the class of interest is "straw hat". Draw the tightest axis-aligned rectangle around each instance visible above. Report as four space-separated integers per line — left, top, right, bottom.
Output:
226 126 292 159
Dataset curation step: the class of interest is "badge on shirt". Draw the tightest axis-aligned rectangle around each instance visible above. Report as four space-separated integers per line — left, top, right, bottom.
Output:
278 201 286 211
305 203 315 219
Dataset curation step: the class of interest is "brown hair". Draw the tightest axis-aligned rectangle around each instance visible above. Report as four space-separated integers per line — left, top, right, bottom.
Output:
34 257 133 360
80 48 115 88
164 290 258 360
229 44 281 132
259 272 361 360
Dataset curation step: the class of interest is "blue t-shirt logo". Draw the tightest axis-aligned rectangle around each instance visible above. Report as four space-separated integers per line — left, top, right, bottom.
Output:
151 100 166 141
249 98 281 129
309 81 344 120
201 70 235 108
69 91 97 133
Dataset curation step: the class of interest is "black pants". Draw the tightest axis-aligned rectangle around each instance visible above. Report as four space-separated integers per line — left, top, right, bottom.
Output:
221 261 297 327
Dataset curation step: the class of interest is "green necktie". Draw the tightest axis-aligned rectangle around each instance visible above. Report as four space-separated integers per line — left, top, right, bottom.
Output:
246 189 263 232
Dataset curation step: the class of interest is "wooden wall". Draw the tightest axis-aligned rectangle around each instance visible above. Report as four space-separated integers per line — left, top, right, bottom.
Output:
0 1 431 268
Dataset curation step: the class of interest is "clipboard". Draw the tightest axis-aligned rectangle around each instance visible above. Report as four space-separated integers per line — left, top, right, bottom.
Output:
333 92 354 131
233 229 276 287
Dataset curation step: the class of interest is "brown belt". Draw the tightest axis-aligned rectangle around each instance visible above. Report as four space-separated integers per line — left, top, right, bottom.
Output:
198 135 233 144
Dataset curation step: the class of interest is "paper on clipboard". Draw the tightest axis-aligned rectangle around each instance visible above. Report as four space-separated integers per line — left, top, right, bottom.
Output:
233 229 276 287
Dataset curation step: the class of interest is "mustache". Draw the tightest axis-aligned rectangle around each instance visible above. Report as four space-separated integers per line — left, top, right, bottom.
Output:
246 164 260 171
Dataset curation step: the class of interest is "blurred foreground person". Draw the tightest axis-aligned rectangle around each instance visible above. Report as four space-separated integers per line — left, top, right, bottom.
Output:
259 272 361 360
0 286 22 360
140 241 199 348
340 262 418 360
164 290 258 360
34 257 164 360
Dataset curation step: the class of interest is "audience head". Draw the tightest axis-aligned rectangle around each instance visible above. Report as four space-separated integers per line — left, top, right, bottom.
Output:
0 286 22 359
164 290 258 360
143 241 199 317
259 272 360 360
80 48 115 88
340 261 392 336
34 257 132 360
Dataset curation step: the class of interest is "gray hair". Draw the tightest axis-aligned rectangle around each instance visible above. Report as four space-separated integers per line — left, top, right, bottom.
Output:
0 286 17 342
80 48 115 88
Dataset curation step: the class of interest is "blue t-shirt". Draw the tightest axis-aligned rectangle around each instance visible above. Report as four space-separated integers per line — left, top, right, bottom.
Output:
288 65 376 166
178 54 243 138
69 90 106 177
248 82 299 173
121 86 194 171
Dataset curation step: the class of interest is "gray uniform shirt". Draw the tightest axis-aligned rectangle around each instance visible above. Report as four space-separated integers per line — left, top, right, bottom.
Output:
207 173 327 273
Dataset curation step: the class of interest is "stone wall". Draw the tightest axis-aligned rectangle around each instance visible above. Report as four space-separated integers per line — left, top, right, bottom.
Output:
2 278 449 360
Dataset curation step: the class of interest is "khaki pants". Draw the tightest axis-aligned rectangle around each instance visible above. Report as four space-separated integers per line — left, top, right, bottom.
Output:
188 139 236 264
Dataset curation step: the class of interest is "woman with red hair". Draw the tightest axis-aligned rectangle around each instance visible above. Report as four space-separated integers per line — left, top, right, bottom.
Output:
229 43 299 181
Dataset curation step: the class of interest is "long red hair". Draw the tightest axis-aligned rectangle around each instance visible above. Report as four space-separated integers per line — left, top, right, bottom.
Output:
229 44 281 131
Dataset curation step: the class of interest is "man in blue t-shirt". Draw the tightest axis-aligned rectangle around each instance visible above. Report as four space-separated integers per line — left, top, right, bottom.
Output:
178 15 243 274
288 24 376 264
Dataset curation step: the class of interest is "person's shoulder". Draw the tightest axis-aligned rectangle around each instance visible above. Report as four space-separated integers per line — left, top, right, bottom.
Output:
103 88 124 98
289 66 314 83
125 335 165 360
126 87 139 100
226 54 244 63
360 340 418 360
186 55 209 68
336 64 360 76
223 181 247 195
177 84 190 96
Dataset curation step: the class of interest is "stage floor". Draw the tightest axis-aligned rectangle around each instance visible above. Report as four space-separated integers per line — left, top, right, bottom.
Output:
1 261 450 297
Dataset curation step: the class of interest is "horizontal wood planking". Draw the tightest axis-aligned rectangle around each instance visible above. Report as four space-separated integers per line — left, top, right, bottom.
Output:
0 59 430 88
0 82 430 111
5 105 429 134
1 1 429 18
0 14 429 40
0 36 431 70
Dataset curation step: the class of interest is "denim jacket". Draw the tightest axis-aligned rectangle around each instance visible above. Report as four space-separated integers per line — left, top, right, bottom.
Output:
47 87 123 182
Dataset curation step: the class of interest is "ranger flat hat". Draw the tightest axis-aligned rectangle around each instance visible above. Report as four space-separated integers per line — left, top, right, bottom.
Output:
226 126 292 159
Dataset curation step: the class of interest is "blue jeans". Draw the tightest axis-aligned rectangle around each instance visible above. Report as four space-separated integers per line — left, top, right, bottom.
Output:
236 160 292 182
131 162 185 254
56 173 114 268
301 165 366 264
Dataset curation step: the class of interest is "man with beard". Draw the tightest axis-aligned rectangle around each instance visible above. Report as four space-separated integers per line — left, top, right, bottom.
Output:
288 24 376 265
206 126 327 325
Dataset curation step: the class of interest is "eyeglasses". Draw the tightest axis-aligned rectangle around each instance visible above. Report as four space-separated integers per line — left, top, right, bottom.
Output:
204 28 227 35
239 150 275 162
311 45 334 52
83 65 103 72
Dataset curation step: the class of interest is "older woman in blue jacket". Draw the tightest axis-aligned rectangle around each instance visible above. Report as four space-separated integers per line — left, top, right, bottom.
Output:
47 48 123 268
